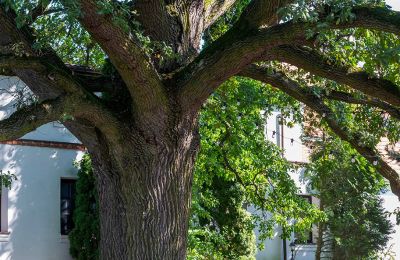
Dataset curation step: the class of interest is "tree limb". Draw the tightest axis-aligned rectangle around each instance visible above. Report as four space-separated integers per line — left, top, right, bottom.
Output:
347 6 400 36
204 0 237 29
176 5 400 111
323 90 400 120
133 0 204 60
239 64 400 198
30 0 64 23
67 0 168 124
0 96 66 141
236 0 294 28
175 22 307 110
0 6 123 138
0 55 43 70
0 92 123 144
270 45 400 107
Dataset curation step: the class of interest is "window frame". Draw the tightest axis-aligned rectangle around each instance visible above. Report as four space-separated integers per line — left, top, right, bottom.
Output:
60 178 77 236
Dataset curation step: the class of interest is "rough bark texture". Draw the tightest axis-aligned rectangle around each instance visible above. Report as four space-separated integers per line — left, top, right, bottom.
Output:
87 115 200 259
270 45 400 107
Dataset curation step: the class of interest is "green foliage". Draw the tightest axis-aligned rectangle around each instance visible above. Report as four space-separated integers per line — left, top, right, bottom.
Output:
189 77 324 258
5 0 178 69
188 175 256 259
69 154 99 260
203 0 250 45
279 0 386 24
33 4 106 68
305 138 393 258
0 170 17 189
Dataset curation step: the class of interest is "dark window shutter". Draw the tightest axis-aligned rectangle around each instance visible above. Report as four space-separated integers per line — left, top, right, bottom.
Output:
60 179 76 235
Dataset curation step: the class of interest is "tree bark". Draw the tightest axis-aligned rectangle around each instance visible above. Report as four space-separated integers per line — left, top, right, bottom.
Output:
87 116 200 260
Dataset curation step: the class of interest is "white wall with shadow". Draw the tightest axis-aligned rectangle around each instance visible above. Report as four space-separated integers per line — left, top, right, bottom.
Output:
0 144 83 260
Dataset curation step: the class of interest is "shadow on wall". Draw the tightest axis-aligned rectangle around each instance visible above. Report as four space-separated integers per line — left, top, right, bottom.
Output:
0 144 83 260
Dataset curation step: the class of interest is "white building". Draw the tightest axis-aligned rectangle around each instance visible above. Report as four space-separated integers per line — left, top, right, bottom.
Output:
0 76 82 260
254 111 400 260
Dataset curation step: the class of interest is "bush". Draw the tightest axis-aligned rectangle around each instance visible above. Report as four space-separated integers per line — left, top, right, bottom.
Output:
69 155 99 260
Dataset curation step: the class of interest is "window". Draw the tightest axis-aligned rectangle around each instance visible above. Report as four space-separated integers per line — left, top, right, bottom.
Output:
276 114 282 148
295 195 315 244
60 179 76 235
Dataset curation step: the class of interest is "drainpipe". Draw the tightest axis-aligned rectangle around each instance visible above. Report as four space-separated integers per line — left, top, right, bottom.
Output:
283 238 287 260
281 113 287 260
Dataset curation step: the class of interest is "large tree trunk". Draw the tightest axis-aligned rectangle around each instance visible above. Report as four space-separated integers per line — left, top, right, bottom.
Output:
86 116 200 259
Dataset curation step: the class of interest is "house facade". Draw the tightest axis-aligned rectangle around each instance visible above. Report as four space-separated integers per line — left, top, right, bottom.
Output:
255 111 400 260
0 76 82 260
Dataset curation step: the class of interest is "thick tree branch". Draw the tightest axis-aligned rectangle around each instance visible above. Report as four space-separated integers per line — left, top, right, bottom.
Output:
0 6 123 139
133 0 204 60
68 0 168 124
29 0 64 23
0 55 43 70
237 0 293 28
0 97 65 141
323 90 400 120
175 22 307 110
239 64 400 198
348 6 400 36
176 5 400 111
0 93 123 144
270 45 400 107
204 0 237 29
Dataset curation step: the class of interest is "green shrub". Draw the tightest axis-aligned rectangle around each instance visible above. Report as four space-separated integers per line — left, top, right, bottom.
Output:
69 154 99 260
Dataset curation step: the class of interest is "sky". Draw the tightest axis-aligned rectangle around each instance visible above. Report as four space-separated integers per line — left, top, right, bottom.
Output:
386 0 400 10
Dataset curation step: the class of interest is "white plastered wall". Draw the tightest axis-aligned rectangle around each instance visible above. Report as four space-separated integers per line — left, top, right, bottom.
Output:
0 76 83 260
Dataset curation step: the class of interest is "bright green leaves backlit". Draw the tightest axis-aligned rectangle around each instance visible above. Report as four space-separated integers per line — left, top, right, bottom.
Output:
6 0 177 69
35 12 106 68
279 0 386 24
189 77 324 258
311 28 400 145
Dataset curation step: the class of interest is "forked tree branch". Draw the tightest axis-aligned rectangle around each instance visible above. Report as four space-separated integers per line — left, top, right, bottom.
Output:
175 22 308 110
176 5 400 111
0 5 123 140
66 0 169 124
29 0 64 23
270 45 400 107
204 0 237 29
239 64 400 198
